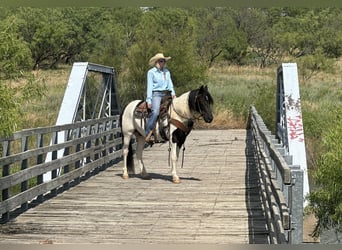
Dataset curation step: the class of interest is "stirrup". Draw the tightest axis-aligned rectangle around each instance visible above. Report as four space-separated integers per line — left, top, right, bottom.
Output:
145 131 155 143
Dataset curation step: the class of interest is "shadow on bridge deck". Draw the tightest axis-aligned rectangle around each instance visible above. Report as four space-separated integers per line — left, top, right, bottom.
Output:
245 129 269 243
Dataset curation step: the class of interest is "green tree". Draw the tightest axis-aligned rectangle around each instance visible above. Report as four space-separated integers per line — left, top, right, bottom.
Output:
309 109 342 240
0 82 21 137
296 50 335 82
318 9 342 58
14 7 108 68
60 8 112 64
237 8 280 67
0 14 32 79
14 8 71 68
120 8 207 106
192 8 248 67
89 8 143 74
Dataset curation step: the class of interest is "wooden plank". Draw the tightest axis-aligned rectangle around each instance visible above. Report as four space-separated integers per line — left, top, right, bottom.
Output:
0 130 269 244
0 115 120 142
0 150 121 214
0 127 121 166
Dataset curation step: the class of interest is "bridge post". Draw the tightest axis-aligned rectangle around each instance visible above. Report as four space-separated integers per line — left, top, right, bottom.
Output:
43 62 121 182
289 165 304 244
276 63 309 203
276 63 309 244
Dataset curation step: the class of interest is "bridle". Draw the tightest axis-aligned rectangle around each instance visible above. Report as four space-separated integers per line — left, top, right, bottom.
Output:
193 94 207 120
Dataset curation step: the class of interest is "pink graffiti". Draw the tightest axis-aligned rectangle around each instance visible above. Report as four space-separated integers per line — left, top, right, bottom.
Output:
287 115 304 142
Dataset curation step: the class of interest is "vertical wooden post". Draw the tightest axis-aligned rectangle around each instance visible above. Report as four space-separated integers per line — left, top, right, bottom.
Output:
51 131 58 196
1 141 10 222
63 129 71 190
37 133 44 202
74 127 81 185
20 136 28 211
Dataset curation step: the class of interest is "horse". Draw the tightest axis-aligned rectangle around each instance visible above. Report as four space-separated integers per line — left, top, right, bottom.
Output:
120 85 214 183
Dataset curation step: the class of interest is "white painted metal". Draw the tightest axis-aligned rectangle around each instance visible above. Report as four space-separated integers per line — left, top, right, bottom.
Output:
276 63 310 205
43 62 120 182
43 62 89 182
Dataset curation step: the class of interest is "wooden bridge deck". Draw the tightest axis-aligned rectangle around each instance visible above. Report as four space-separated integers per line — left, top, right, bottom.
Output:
0 129 269 244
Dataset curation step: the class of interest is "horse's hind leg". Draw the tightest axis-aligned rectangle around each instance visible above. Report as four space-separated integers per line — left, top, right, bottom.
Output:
136 135 150 179
122 134 132 179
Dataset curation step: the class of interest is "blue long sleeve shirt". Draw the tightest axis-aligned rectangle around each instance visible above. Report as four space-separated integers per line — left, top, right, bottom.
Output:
146 67 175 104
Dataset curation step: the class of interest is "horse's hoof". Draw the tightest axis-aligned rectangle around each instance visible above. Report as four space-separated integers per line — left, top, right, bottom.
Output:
172 177 181 184
122 174 129 180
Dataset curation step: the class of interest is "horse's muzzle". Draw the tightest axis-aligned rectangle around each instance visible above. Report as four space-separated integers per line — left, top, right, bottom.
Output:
204 115 213 123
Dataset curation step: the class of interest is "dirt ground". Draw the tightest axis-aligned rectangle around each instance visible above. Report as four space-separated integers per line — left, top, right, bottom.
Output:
303 213 320 243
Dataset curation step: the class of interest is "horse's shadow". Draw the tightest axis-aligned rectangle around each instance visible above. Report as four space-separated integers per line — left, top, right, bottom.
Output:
116 173 201 183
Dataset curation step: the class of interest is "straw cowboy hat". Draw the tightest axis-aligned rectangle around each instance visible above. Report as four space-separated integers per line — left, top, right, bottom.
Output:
148 53 171 67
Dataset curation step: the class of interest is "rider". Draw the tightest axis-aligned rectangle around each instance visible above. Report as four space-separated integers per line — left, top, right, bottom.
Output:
145 53 176 142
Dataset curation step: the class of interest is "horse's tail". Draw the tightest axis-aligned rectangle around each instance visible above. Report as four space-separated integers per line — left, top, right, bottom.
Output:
120 104 135 173
127 139 134 172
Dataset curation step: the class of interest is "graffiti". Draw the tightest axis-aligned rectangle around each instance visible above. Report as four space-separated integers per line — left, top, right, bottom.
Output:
285 94 302 112
287 115 304 142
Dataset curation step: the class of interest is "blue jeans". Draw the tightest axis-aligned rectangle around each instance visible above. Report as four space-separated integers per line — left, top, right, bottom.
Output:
145 91 168 136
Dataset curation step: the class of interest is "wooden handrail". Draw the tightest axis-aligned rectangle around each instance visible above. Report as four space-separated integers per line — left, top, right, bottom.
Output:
1 115 122 222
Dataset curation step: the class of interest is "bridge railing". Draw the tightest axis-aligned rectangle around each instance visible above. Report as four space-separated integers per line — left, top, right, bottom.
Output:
0 116 122 223
249 105 304 244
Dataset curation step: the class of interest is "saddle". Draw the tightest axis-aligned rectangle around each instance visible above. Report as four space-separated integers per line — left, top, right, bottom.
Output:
133 94 172 141
133 93 188 142
158 95 173 140
133 95 172 120
134 101 150 119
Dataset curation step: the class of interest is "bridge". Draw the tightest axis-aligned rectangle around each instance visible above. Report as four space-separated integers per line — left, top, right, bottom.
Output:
0 63 309 244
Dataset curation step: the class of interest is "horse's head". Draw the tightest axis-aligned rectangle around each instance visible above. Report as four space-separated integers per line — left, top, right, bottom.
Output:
191 85 214 123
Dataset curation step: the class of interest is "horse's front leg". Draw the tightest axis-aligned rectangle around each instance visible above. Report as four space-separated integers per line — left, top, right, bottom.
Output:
136 136 150 179
170 142 181 183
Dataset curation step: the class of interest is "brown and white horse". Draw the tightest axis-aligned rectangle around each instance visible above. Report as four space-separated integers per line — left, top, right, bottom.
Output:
120 85 213 183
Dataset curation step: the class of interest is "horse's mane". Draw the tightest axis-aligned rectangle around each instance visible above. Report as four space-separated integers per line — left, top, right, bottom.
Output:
188 86 214 112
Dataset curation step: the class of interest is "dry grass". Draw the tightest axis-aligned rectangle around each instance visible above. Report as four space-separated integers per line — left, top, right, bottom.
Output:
208 62 275 81
20 66 71 128
195 109 248 129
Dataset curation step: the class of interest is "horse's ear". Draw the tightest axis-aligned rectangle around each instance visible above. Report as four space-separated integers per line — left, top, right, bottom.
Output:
200 85 207 92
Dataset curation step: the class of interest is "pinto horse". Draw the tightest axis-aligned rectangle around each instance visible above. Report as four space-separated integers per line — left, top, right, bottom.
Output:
120 85 213 183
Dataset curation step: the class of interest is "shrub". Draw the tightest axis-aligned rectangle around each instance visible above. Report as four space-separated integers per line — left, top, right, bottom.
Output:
308 109 342 238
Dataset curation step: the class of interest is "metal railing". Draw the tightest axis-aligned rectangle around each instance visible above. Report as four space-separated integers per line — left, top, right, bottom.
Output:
249 105 304 244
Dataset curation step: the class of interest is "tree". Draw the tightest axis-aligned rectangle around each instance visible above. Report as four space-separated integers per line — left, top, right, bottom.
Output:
192 8 248 67
318 9 342 58
308 109 342 241
0 82 21 137
14 7 110 68
296 51 335 82
0 11 47 138
237 8 280 67
15 8 67 68
0 14 32 79
119 8 207 106
89 8 143 75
